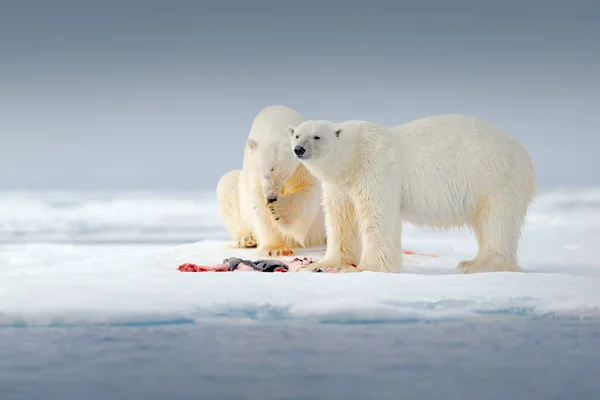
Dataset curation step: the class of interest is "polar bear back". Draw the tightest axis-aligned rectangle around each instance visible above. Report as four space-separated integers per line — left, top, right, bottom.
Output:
359 114 535 227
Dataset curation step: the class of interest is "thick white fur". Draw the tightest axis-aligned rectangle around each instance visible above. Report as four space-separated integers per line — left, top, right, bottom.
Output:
289 114 536 273
216 105 326 256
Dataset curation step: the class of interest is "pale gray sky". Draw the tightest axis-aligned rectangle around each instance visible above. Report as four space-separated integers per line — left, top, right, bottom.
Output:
1 0 598 190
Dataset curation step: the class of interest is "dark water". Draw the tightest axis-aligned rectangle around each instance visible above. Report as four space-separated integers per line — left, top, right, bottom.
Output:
1 319 600 400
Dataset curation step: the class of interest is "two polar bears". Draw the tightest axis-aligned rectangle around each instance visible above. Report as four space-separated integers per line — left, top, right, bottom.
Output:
217 106 536 273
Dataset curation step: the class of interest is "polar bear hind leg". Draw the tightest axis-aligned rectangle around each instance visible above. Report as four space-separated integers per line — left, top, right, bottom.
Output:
457 224 484 270
216 170 257 248
459 195 525 274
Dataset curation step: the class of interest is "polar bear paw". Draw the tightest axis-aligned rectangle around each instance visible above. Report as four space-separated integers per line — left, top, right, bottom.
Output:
457 259 475 269
228 233 257 249
267 197 292 225
302 259 362 273
457 253 521 274
257 244 294 257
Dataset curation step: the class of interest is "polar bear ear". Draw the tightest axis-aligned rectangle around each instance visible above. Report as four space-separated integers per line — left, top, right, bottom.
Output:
247 138 258 152
333 127 342 138
287 125 296 136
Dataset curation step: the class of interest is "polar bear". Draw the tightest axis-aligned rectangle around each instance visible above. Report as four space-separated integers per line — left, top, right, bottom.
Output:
288 114 536 274
216 105 326 256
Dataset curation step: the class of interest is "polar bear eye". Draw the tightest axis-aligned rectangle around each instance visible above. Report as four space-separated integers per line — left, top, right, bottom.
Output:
295 135 299 139
314 136 320 140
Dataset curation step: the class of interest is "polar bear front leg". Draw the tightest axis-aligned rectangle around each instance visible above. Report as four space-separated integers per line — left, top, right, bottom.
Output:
306 184 360 272
353 186 403 273
252 204 294 257
267 185 321 246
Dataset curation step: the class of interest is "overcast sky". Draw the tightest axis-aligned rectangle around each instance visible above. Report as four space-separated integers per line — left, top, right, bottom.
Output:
1 0 598 191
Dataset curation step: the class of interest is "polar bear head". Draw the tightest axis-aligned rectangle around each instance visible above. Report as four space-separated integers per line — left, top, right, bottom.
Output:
287 120 343 161
247 137 299 203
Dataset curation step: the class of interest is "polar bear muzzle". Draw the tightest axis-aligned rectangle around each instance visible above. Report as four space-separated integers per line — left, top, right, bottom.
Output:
293 144 311 160
294 145 306 156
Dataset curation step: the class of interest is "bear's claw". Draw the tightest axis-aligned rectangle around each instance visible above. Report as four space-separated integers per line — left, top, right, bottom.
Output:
228 234 257 248
258 245 294 257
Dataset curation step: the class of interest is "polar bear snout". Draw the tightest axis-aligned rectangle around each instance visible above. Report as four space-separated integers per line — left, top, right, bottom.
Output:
263 185 281 204
262 177 284 205
294 145 306 156
294 145 311 159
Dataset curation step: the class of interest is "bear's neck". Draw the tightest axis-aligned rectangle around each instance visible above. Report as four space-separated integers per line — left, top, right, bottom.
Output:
330 124 378 185
309 136 360 185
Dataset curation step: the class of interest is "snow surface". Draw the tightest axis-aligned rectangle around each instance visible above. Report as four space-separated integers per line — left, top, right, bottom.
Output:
1 188 600 327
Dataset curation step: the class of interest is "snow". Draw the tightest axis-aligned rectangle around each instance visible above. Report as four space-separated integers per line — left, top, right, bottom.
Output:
1 188 600 327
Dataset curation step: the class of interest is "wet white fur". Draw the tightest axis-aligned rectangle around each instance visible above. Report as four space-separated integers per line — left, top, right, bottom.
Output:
289 114 536 273
217 105 325 256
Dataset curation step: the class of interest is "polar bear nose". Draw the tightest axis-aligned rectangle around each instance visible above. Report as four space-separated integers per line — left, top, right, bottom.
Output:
294 146 306 156
266 197 277 203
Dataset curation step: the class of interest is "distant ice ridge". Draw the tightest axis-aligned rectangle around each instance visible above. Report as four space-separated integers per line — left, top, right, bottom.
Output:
0 190 226 243
1 187 600 244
